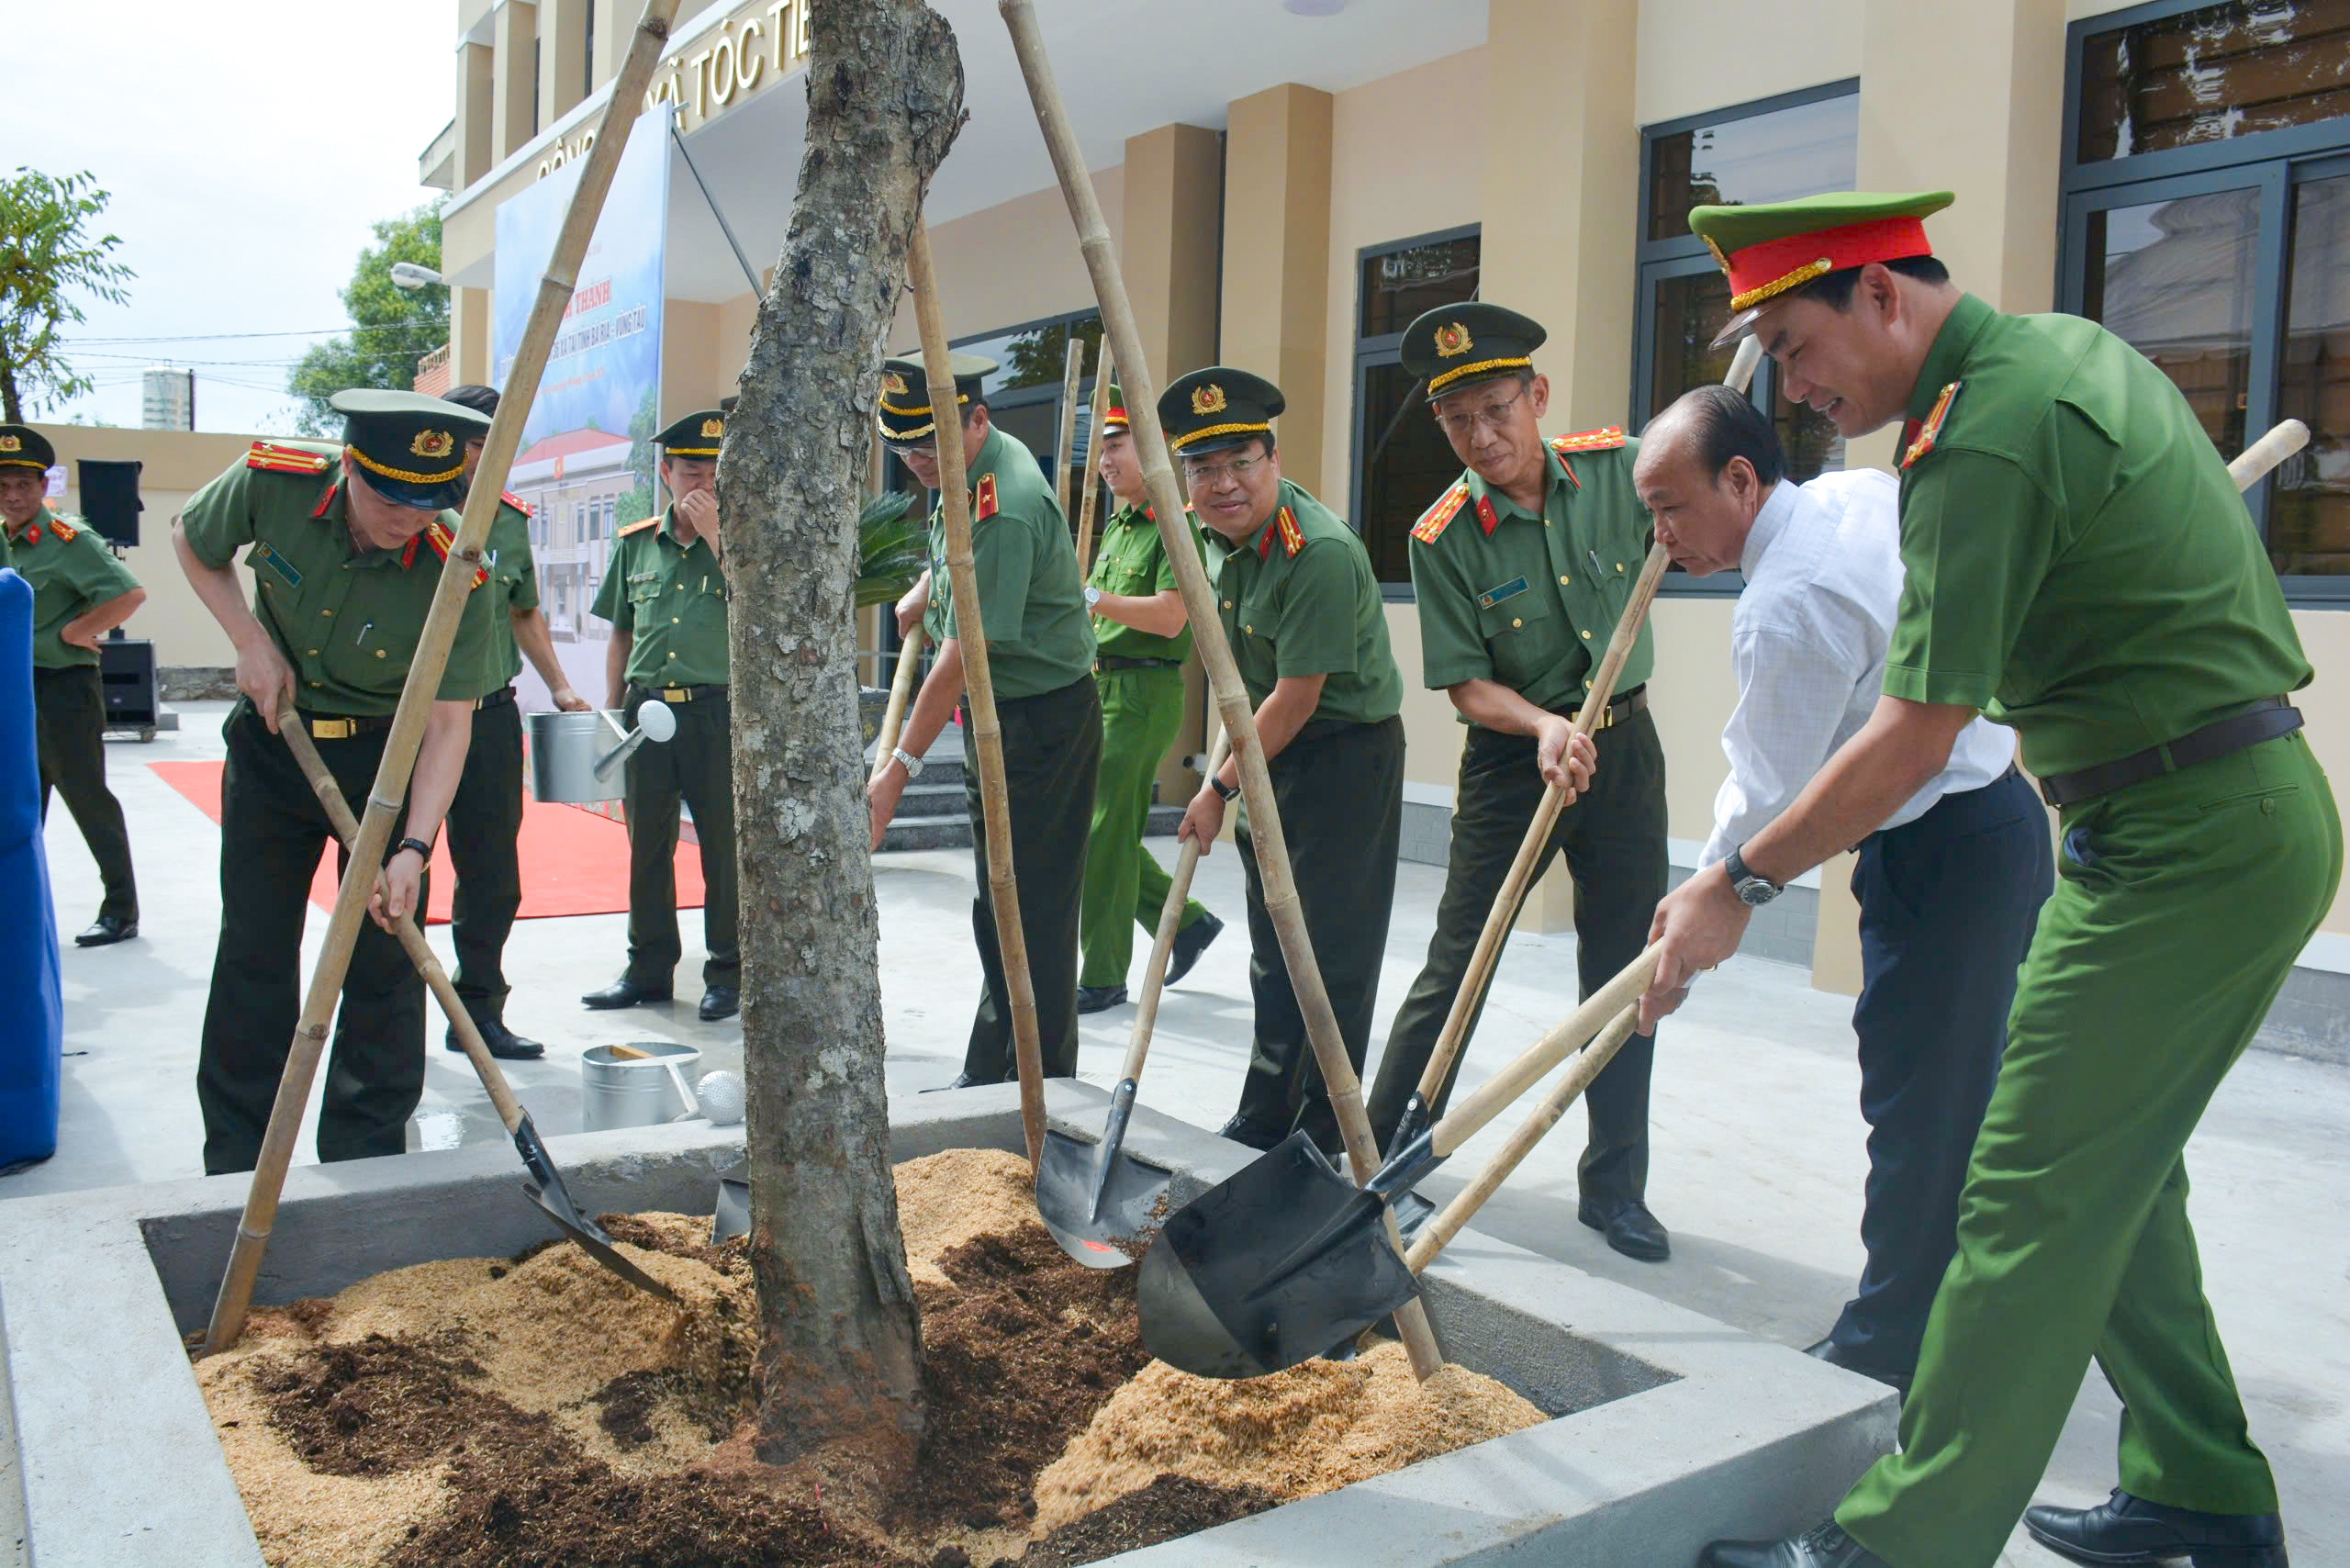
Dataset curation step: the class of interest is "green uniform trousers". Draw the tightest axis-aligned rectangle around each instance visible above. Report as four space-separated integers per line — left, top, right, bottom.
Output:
1079 666 1209 989
963 674 1103 1081
1366 707 1666 1206
445 691 525 1020
621 687 739 991
1231 713 1405 1151
1841 731 2340 1568
32 665 137 923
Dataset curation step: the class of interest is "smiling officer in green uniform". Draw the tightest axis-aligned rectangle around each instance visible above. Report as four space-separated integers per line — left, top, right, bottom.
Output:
1362 303 1671 1262
868 352 1102 1085
1075 384 1224 1013
585 409 741 1024
174 389 502 1174
0 424 147 946
1646 193 2332 1568
1163 368 1405 1155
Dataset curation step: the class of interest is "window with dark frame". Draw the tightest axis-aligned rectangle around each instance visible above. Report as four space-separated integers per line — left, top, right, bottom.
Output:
1633 84 1862 595
2061 0 2350 594
1348 227 1481 590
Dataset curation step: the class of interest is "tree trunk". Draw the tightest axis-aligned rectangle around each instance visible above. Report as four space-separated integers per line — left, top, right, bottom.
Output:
719 0 964 1484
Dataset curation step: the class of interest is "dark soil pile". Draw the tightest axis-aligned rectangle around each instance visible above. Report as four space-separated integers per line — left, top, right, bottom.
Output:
1010 1475 1281 1567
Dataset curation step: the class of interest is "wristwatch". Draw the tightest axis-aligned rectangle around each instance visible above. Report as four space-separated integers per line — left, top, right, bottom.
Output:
1212 776 1240 803
890 746 924 779
388 835 434 866
1722 843 1783 906
1084 585 1102 610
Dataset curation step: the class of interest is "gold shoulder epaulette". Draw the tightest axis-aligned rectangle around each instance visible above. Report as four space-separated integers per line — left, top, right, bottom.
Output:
1550 426 1625 454
618 515 663 537
49 517 77 543
974 474 1000 521
500 489 534 517
1274 504 1304 558
1412 481 1471 546
423 519 491 588
1902 382 1964 469
245 440 331 476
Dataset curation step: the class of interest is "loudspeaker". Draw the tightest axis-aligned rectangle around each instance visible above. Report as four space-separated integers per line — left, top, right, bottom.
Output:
77 459 143 549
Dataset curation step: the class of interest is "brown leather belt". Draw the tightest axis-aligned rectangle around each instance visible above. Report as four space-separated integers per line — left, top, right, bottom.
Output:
1554 683 1649 732
2037 698 2302 808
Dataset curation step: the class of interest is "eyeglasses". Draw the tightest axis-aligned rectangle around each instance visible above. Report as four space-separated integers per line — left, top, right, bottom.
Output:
1431 388 1527 441
1181 453 1267 489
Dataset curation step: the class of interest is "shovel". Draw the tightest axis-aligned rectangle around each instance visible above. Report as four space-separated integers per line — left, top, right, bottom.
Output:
1139 943 1659 1378
1036 733 1230 1267
274 699 680 1305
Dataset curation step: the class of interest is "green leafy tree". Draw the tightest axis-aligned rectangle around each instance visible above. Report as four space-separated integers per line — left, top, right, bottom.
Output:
856 490 925 609
0 168 136 424
285 205 449 435
620 386 661 523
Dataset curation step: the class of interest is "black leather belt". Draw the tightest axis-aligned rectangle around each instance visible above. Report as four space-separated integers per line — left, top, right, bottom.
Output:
1096 655 1183 673
632 683 728 704
475 685 517 711
1555 683 1649 732
2038 698 2302 808
297 710 395 740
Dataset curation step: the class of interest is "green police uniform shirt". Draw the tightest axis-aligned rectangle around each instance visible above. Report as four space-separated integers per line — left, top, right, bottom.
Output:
922 425 1096 700
5 504 140 669
1206 478 1403 726
1089 500 1203 662
477 493 540 691
1407 430 1653 722
179 441 500 713
1885 293 2311 778
590 505 731 689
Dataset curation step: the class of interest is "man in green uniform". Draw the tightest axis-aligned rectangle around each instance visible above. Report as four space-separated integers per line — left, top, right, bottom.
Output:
1075 384 1223 1013
585 410 740 1023
1361 303 1672 1261
435 386 590 1059
867 352 1102 1084
1162 368 1406 1153
174 390 503 1173
0 426 145 946
1650 194 2328 1568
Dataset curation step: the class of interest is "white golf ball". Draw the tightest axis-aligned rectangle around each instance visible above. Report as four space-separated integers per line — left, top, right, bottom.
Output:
696 1070 746 1126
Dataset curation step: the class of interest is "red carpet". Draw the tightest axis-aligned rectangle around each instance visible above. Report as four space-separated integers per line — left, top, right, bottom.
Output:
148 761 705 924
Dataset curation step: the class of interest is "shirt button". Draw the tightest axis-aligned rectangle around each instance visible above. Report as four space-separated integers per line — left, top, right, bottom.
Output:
669 651 677 658
1511 618 1523 629
1581 630 1592 639
1558 575 1569 585
672 616 680 624
321 609 333 617
1616 562 1624 571
1223 599 1234 609
1245 625 1254 635
306 648 319 655
375 649 386 658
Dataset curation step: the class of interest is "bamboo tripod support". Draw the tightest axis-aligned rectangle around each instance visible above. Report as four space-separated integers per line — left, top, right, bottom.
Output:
1053 336 1084 521
870 624 927 783
199 0 682 1358
1073 342 1113 577
1395 336 1762 1140
907 222 1048 1170
997 0 1441 1380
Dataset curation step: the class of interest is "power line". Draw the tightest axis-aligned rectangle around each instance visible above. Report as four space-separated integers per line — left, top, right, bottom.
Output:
60 318 448 346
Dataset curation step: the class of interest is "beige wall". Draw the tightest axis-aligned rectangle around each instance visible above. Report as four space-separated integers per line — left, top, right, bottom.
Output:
1635 0 1863 125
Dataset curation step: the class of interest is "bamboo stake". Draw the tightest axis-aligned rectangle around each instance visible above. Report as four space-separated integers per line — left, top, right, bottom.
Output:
1074 341 1113 577
869 624 927 784
997 0 1442 1380
1052 335 1083 520
200 0 681 1357
906 222 1048 1170
1390 336 1762 1152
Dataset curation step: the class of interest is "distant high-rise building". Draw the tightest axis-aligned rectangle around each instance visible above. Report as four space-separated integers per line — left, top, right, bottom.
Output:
141 367 194 431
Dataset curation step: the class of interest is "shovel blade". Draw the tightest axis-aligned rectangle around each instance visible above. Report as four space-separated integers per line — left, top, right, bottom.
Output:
711 1176 751 1244
1138 1132 1419 1379
1035 1081 1172 1268
521 1182 681 1304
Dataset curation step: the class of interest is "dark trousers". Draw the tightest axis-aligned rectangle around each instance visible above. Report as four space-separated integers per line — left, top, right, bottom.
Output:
621 687 738 991
1830 765 2052 1376
445 693 524 1019
197 700 426 1174
1367 707 1666 1208
32 665 136 922
1230 714 1405 1150
963 675 1103 1081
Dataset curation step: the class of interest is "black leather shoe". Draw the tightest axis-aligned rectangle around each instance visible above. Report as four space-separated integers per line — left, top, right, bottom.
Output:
1216 1113 1288 1151
1702 1520 1894 1567
698 987 739 1023
74 914 137 947
2023 1489 2288 1566
445 1015 545 1060
582 977 672 1010
1164 912 1225 986
920 1072 983 1093
1578 1196 1671 1261
1804 1336 1912 1397
1077 984 1127 1014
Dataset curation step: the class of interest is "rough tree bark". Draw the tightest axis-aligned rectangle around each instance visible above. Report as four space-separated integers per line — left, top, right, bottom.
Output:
717 0 964 1481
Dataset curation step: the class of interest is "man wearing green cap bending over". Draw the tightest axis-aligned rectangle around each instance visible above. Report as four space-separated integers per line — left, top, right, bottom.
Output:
175 389 504 1173
1074 383 1223 1014
1647 192 2324 1568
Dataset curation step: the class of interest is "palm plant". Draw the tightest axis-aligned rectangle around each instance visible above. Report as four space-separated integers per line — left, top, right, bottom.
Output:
856 490 927 609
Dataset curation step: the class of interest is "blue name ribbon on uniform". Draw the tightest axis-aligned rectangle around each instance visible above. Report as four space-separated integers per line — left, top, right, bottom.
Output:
252 541 302 588
1478 576 1528 610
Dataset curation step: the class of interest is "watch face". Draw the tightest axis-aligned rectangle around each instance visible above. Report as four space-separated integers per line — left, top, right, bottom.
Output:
1735 879 1777 906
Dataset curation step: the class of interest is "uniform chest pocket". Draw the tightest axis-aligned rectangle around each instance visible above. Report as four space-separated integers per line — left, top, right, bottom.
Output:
1478 590 1564 685
626 573 664 605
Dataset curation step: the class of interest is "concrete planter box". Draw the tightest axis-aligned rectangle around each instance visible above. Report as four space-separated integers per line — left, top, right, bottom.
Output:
0 1081 1893 1567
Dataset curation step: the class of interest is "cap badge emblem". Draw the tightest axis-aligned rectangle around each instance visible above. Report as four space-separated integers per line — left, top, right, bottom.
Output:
0 435 18 453
1434 322 1472 358
700 417 723 439
881 371 910 396
1191 383 1227 416
411 429 455 459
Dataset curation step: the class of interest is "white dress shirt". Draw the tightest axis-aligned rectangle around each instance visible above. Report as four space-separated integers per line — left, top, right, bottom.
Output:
1699 469 2018 869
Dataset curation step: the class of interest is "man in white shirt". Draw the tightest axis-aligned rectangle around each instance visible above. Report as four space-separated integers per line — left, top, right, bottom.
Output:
1634 385 2052 1394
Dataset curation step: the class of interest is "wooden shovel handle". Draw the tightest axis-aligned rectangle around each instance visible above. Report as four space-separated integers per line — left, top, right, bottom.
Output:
1117 729 1231 1082
1427 943 1660 1160
2228 419 2308 490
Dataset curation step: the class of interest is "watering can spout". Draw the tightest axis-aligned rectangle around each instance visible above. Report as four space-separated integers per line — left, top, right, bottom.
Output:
593 699 677 780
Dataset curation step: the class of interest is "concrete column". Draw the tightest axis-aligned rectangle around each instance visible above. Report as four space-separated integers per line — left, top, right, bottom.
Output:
1123 121 1226 798
451 287 492 388
539 0 590 128
1219 84 1333 496
456 40 497 190
492 1 541 162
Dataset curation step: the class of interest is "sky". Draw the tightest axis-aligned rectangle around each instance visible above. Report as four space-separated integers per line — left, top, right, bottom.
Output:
4 0 456 436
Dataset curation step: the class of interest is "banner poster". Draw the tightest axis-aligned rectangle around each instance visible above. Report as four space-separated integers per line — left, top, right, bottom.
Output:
491 102 671 713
